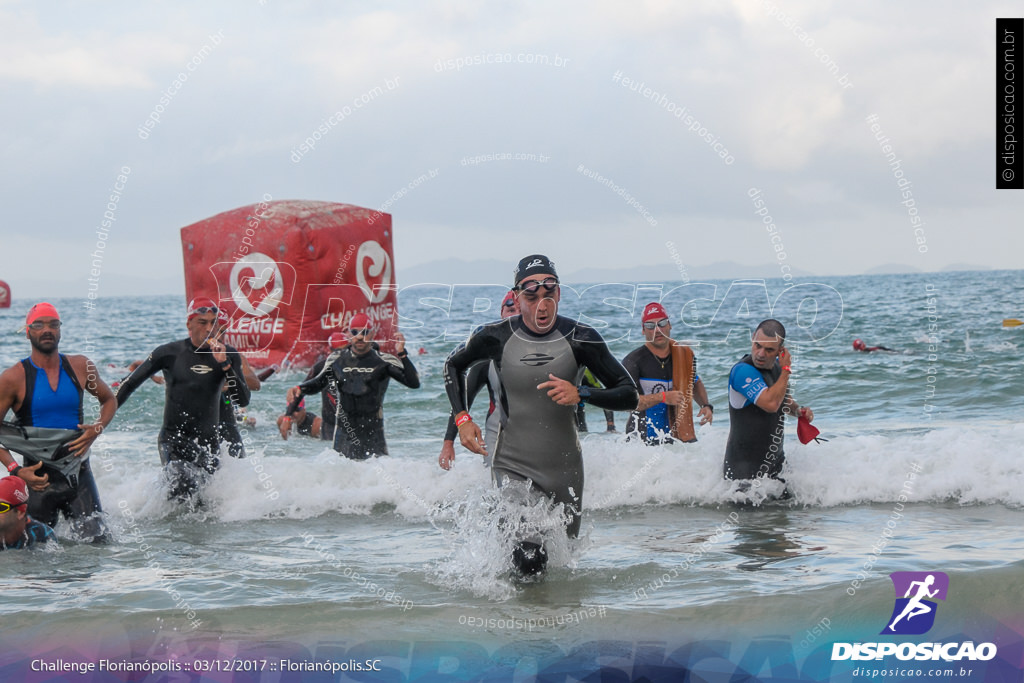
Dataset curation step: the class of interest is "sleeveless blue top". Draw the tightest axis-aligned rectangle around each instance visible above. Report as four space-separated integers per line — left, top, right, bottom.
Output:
23 356 82 430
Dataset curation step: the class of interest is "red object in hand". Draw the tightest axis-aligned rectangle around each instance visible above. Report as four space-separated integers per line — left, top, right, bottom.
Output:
797 415 826 444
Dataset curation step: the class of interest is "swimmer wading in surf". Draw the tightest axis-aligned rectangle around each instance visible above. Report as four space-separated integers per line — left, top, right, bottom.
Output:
444 255 637 576
0 302 117 541
115 299 250 501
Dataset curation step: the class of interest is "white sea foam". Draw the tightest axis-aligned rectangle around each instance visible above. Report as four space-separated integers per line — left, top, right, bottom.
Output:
94 422 1024 528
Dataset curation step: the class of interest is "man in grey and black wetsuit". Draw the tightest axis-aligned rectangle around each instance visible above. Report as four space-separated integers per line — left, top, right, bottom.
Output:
444 255 637 575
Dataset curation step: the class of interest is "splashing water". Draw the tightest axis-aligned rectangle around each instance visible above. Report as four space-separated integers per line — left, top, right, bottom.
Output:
429 479 590 600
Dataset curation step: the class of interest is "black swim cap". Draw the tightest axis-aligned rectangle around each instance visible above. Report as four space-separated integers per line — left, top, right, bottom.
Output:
514 254 558 286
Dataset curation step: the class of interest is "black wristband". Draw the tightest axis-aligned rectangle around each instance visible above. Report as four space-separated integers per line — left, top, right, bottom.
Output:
704 404 714 411
10 465 21 476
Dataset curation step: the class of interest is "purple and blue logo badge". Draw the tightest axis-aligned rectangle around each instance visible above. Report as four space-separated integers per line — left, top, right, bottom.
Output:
880 571 949 635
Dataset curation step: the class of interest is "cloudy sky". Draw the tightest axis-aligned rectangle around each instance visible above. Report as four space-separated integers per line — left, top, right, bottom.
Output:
0 0 1020 298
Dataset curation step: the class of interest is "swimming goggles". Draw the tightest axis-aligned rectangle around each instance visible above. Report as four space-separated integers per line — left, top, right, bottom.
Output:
516 278 559 296
27 321 62 331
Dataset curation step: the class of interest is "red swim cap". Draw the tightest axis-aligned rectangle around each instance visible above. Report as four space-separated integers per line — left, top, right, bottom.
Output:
0 476 29 509
641 302 668 323
187 297 220 320
853 339 866 351
349 313 371 330
26 302 60 326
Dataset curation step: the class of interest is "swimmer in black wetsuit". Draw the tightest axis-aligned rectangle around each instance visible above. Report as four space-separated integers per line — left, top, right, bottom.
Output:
0 302 116 542
0 476 54 550
439 290 519 470
444 255 638 576
286 314 419 459
116 298 251 501
122 309 264 460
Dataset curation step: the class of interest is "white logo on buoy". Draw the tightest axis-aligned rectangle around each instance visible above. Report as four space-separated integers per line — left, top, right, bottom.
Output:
231 253 284 317
355 241 392 304
0 289 7 304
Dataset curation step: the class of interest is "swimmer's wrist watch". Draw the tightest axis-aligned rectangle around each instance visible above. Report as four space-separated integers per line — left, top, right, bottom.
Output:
577 386 591 403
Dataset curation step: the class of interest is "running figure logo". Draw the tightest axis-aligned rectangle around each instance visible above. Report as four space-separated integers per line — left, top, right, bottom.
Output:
881 571 949 635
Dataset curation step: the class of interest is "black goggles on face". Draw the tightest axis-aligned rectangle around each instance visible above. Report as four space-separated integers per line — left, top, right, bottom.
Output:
642 318 671 330
516 278 559 296
349 327 372 337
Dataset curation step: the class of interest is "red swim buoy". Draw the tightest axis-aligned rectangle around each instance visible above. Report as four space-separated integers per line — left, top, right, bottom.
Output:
181 200 399 369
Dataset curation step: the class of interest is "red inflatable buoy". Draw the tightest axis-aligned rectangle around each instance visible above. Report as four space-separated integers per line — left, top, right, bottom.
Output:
181 200 398 369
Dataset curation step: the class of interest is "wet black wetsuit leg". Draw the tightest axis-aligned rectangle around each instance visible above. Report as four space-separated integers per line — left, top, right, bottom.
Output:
24 460 108 542
63 461 107 541
575 403 588 432
158 431 220 500
218 396 246 458
219 419 246 458
332 414 388 460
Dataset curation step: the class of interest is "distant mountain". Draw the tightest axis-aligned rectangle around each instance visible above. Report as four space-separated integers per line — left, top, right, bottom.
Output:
566 260 816 284
863 263 923 275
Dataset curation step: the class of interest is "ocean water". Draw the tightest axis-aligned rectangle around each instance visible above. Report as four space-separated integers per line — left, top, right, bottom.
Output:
0 270 1022 681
